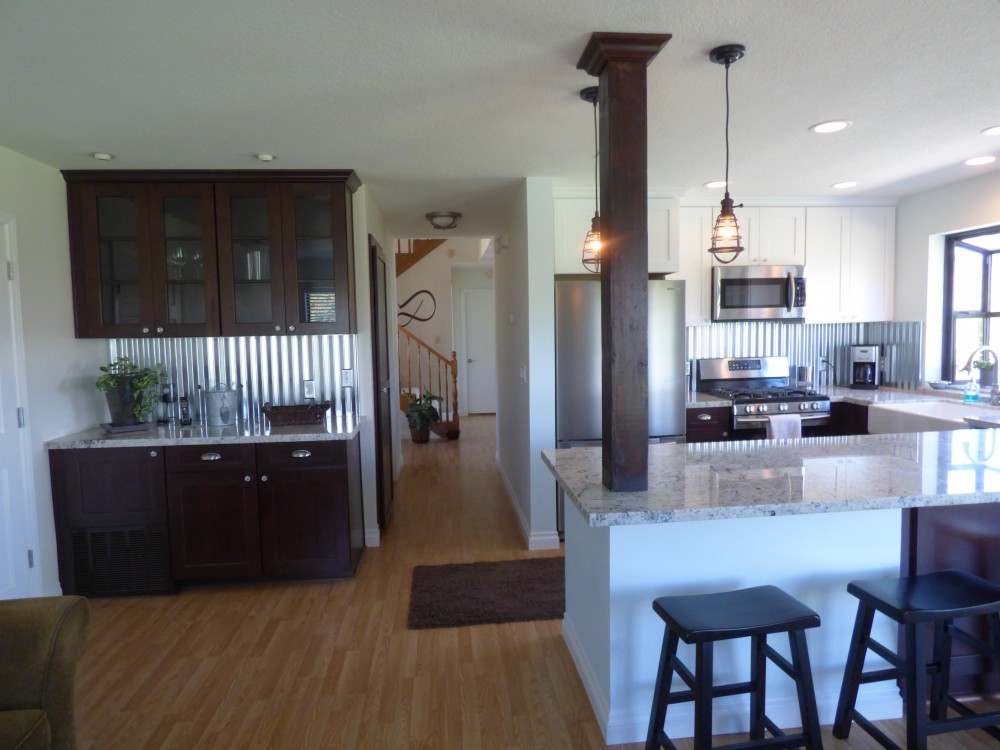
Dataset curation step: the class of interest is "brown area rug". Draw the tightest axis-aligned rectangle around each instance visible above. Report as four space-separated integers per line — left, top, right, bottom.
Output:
407 557 565 629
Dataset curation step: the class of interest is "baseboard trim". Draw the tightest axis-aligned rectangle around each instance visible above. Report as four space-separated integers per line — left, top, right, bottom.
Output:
364 529 381 547
562 613 612 740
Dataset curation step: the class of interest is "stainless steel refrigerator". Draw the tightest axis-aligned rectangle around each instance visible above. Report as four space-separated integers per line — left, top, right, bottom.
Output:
554 275 686 534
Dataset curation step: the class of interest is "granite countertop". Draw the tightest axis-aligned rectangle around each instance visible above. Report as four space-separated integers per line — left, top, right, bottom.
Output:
46 416 362 449
543 428 1000 527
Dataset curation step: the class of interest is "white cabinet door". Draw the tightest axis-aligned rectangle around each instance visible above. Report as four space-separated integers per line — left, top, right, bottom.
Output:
677 207 714 326
710 207 805 266
553 196 679 275
805 206 895 323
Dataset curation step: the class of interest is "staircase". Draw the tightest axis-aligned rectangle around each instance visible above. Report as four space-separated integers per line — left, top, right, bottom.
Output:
398 325 461 440
395 239 446 277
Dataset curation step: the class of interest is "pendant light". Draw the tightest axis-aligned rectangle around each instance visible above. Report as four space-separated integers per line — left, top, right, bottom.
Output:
580 86 601 273
708 44 746 264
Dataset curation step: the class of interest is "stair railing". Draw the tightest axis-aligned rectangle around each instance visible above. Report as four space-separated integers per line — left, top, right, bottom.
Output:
397 325 461 439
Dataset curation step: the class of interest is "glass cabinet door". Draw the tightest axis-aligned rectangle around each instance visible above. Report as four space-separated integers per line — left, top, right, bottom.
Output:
148 183 219 336
73 182 155 337
281 183 353 334
216 183 285 336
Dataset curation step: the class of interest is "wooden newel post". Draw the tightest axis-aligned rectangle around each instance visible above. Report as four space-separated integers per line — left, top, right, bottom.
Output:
577 32 671 492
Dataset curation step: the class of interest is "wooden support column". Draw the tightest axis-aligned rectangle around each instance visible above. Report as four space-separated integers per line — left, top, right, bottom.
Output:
577 32 670 492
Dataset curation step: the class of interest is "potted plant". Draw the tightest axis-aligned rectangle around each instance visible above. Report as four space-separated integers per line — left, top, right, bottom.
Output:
974 357 996 389
404 390 441 443
96 356 165 427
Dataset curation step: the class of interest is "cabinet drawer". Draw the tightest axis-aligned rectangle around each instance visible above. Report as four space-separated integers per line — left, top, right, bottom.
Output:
256 441 344 471
166 444 255 472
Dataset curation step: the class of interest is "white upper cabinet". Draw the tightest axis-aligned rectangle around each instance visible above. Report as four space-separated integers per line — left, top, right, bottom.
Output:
676 206 714 326
805 206 895 323
552 196 679 275
710 207 806 267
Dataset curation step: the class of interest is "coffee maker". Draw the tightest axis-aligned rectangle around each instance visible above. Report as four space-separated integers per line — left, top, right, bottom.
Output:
850 345 880 390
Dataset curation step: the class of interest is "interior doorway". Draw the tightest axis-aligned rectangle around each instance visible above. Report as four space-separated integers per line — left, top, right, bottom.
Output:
0 214 38 599
460 288 497 414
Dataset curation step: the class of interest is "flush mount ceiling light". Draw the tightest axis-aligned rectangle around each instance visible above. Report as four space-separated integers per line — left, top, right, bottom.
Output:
89 152 115 161
981 126 1000 136
809 120 852 134
580 85 601 274
707 43 746 264
255 153 277 162
965 155 996 166
832 181 858 189
425 211 462 230
704 180 727 189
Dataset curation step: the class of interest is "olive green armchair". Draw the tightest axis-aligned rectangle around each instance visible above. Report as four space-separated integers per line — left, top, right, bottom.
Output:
0 596 89 750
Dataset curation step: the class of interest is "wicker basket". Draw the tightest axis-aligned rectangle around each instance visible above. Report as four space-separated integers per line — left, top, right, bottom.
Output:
262 401 331 426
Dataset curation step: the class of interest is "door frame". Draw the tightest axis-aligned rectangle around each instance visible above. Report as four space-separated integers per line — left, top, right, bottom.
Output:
368 234 394 530
0 214 41 597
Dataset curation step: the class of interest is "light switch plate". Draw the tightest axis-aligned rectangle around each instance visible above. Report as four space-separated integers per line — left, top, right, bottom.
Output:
341 369 354 388
303 380 316 399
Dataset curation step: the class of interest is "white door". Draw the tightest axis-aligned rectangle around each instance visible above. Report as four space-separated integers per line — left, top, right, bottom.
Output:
0 216 36 599
463 289 497 414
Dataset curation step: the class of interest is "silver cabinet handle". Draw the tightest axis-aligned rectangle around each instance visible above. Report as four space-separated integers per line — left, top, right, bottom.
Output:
200 452 222 461
288 325 296 332
274 325 282 332
156 326 164 334
291 449 312 459
141 327 150 334
244 475 252 483
149 450 158 458
260 475 268 482
697 413 713 421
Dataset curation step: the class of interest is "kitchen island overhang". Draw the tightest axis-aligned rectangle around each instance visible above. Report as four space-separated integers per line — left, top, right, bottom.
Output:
543 429 1000 745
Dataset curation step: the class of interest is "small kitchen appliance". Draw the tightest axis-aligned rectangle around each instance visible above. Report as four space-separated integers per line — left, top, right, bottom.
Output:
712 265 806 322
850 345 880 390
696 356 831 438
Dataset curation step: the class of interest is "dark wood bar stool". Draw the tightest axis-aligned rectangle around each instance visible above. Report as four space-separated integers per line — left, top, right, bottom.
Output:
645 585 823 750
833 568 1000 750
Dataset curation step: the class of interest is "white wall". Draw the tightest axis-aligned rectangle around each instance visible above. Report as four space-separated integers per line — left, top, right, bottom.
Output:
494 177 559 550
0 146 105 595
895 169 1000 381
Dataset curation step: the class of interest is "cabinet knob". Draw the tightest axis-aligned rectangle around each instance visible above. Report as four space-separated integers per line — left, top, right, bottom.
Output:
149 450 158 458
200 452 222 461
260 474 269 482
274 325 282 332
291 449 312 459
142 327 150 334
156 326 164 334
722 431 729 437
697 413 713 421
244 475 252 483
288 325 296 332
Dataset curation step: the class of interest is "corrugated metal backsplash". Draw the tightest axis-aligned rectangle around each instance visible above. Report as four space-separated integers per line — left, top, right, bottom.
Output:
686 321 923 389
109 335 358 424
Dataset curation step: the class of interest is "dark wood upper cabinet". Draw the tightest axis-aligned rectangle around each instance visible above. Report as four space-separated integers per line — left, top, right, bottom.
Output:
63 170 359 338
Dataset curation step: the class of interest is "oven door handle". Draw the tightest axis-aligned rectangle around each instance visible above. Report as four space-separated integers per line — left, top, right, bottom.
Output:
786 271 795 312
734 413 829 425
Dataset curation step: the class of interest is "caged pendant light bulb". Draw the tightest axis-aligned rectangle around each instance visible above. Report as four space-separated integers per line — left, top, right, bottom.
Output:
708 44 746 264
580 86 602 273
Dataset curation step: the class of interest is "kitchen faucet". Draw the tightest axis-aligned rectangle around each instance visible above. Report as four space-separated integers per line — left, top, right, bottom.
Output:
961 346 1000 405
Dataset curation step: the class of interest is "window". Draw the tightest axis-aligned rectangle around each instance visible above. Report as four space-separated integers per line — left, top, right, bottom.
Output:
942 226 1000 381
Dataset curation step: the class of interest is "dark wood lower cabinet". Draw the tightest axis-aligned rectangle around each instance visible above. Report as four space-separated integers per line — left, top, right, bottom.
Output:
50 436 363 595
685 406 731 443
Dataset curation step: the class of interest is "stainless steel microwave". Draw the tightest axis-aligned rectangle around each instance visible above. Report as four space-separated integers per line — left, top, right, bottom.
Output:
712 265 806 322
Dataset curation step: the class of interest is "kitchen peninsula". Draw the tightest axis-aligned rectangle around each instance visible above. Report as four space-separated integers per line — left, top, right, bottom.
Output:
543 428 1000 744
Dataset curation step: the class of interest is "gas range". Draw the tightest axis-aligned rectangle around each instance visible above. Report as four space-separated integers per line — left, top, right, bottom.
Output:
697 356 831 431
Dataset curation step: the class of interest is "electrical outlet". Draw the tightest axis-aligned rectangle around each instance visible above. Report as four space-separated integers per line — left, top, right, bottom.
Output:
303 380 316 399
341 369 354 388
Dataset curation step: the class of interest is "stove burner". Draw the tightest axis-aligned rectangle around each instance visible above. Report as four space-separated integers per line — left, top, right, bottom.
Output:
710 386 824 402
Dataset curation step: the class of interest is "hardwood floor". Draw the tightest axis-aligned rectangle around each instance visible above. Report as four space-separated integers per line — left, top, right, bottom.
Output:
74 416 998 748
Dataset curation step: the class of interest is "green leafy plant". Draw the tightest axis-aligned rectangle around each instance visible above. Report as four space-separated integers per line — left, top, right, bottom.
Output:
973 358 996 370
404 390 441 434
95 356 166 422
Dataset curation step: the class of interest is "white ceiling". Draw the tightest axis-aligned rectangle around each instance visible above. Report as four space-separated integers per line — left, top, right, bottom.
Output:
2 0 998 239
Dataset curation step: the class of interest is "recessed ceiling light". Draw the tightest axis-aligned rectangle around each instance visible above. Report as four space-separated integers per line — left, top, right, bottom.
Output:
831 181 857 189
809 120 852 134
965 155 996 166
255 153 277 162
982 125 1000 136
89 152 115 161
703 180 727 189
